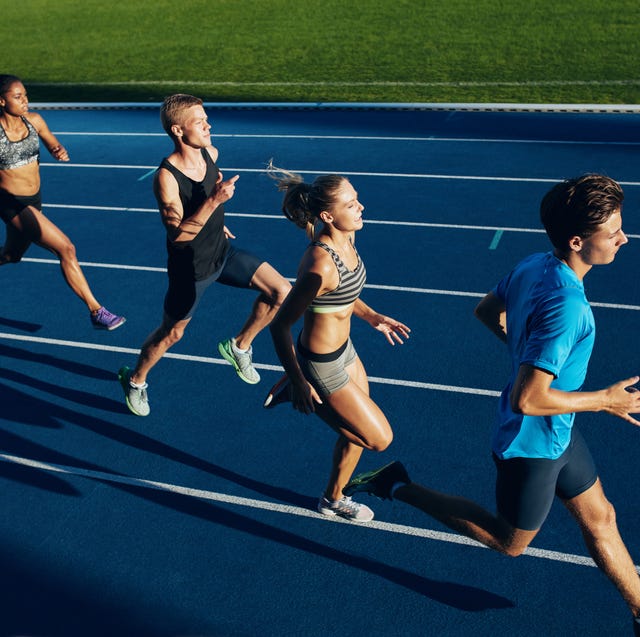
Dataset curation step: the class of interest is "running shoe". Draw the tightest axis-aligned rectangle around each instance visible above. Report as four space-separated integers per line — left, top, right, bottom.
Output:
217 337 260 384
263 373 291 408
118 366 150 417
91 306 126 331
317 495 374 522
342 461 410 500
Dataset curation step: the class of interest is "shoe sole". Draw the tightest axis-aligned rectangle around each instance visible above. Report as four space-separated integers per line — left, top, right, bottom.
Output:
94 317 127 331
217 341 260 385
117 367 150 417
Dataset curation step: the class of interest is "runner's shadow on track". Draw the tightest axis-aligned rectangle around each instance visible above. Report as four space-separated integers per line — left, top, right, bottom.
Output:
0 343 114 381
0 366 124 414
0 380 314 509
0 316 42 332
111 480 515 612
0 551 179 637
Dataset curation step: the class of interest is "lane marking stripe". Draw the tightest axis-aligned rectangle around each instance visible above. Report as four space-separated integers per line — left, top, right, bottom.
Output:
0 452 603 569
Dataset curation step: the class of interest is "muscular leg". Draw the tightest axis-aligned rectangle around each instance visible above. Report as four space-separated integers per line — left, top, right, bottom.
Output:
0 220 31 264
4 206 102 311
393 482 538 556
130 315 191 385
318 356 394 500
563 478 640 616
233 262 290 349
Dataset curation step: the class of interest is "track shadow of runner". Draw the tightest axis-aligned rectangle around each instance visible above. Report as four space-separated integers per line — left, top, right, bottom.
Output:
0 379 315 509
106 477 516 613
0 342 114 381
0 316 41 332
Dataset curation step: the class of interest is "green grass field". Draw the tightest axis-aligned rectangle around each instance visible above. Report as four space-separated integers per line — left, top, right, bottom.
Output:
3 0 639 104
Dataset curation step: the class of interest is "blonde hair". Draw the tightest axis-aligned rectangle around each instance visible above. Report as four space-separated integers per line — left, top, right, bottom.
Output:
160 93 203 136
267 160 348 240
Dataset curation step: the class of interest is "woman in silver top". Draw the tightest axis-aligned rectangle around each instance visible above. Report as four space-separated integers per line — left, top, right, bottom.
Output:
0 74 124 330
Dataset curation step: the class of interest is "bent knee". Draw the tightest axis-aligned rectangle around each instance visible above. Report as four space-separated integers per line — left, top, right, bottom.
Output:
272 279 292 305
501 545 527 558
368 428 393 452
58 241 78 261
587 499 618 536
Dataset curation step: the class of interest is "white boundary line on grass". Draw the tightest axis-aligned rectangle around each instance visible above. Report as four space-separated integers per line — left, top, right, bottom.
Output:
29 101 640 114
0 451 609 570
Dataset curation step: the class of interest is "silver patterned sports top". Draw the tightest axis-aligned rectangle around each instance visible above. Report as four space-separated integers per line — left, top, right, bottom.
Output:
0 117 39 170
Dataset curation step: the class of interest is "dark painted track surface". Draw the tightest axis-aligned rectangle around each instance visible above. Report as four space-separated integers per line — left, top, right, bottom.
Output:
2 105 640 636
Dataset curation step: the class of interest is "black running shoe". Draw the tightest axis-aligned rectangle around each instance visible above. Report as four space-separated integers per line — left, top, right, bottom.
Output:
343 461 410 500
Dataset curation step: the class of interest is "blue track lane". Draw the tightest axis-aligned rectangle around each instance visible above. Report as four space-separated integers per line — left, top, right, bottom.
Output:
1 105 640 636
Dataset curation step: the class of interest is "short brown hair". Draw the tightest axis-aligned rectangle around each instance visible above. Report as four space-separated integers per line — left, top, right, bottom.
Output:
540 174 624 252
159 94 203 136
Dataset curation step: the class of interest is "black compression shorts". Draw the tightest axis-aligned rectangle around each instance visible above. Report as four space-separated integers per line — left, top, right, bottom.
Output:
0 188 42 224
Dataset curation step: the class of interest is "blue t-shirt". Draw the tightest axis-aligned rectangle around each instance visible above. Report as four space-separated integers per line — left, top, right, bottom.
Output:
492 252 595 459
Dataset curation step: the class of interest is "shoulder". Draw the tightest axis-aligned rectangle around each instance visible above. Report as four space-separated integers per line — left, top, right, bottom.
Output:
298 243 339 285
24 111 46 132
204 145 219 163
153 163 179 195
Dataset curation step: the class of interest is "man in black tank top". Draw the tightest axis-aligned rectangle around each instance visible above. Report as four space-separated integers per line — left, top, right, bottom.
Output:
117 94 291 416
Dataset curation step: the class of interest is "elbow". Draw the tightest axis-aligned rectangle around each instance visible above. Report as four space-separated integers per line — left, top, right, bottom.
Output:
509 385 533 415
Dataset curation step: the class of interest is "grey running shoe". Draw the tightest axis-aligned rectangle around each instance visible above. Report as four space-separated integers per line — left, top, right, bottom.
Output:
342 461 410 500
91 306 126 331
317 495 374 522
217 337 260 384
118 366 150 416
263 373 290 408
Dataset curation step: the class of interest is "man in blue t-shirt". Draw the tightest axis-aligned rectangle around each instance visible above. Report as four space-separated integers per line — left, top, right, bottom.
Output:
344 174 640 634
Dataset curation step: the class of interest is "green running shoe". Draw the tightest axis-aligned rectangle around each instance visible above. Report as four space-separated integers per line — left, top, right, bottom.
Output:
217 337 260 384
118 366 150 417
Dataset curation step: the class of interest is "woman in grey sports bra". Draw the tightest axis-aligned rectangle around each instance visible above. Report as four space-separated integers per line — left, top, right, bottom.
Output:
0 74 124 330
266 164 411 523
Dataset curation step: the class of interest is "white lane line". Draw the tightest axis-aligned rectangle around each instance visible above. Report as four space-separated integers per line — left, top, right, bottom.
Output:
38 205 640 240
37 164 640 187
0 452 604 569
0 331 500 397
17 259 640 311
52 131 640 147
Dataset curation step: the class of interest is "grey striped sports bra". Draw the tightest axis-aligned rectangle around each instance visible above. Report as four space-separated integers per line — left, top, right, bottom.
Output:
307 239 366 314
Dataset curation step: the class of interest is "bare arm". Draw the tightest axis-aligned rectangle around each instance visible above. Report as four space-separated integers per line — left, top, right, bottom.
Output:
28 112 69 161
474 291 507 343
153 168 238 243
353 298 410 345
510 364 640 426
270 269 326 413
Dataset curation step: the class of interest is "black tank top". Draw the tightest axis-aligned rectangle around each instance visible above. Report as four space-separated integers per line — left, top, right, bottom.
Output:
161 149 229 281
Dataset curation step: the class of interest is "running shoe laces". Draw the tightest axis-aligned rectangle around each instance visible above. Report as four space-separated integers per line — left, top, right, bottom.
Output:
92 306 126 331
217 337 260 384
317 495 374 522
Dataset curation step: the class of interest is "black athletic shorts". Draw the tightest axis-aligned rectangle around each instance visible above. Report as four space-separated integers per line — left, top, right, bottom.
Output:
493 427 598 531
0 188 42 223
164 245 263 321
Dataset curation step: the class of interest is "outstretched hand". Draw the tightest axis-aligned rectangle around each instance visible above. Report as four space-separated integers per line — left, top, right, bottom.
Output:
368 313 411 345
604 376 640 425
